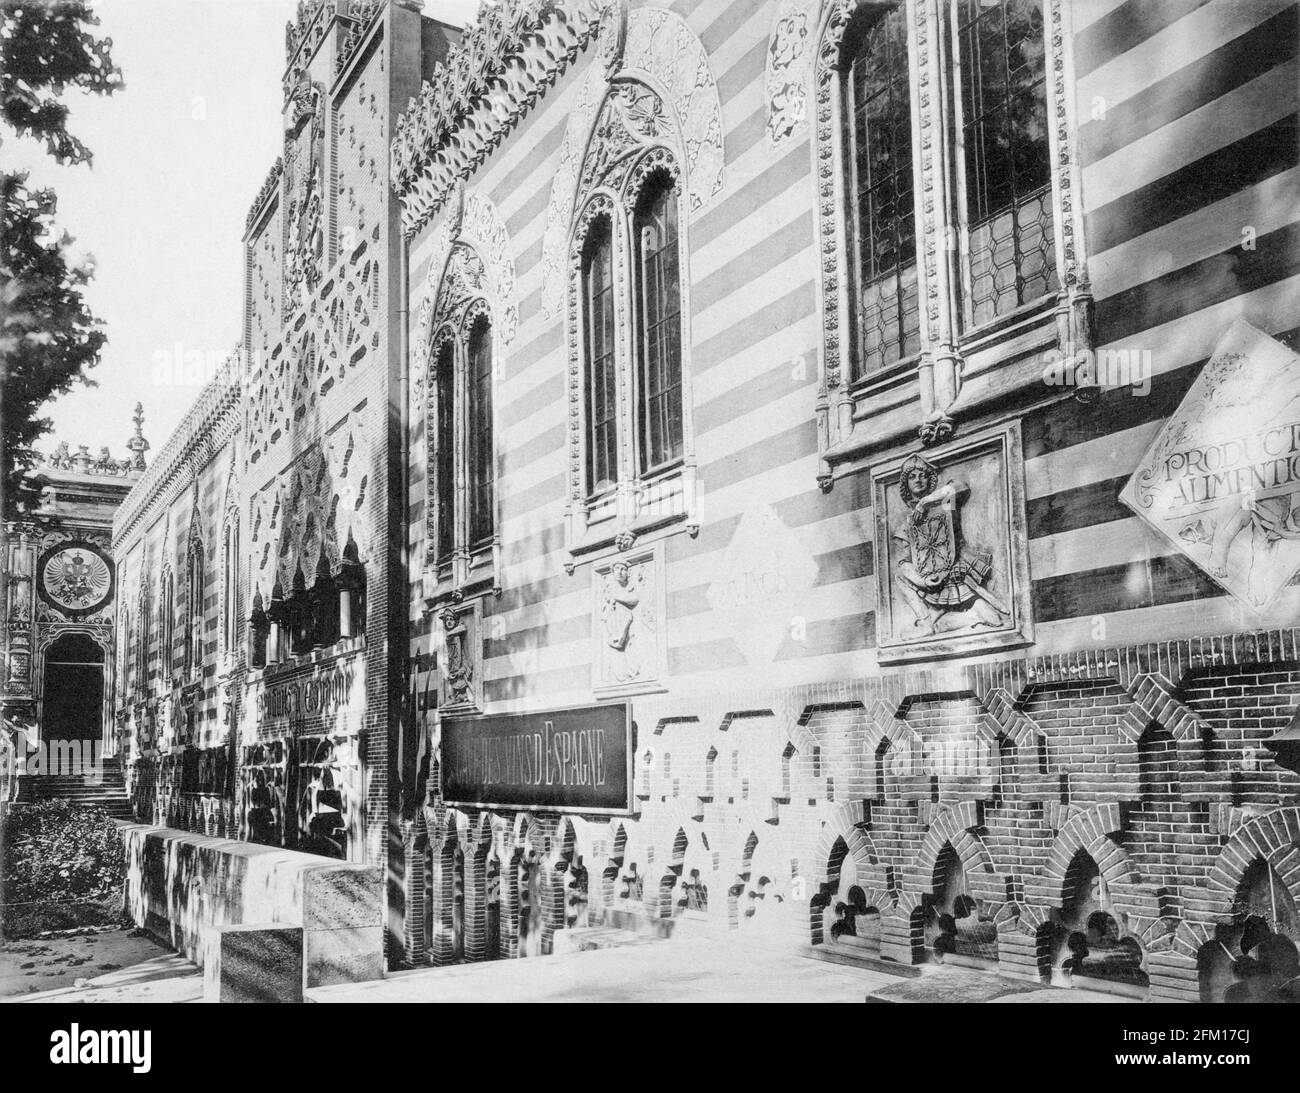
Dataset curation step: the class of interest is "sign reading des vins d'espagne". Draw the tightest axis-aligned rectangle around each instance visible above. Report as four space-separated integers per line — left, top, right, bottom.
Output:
441 703 633 813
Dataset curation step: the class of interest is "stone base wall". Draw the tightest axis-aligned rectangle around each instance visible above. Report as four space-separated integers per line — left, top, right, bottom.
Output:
404 630 1300 1003
120 822 382 989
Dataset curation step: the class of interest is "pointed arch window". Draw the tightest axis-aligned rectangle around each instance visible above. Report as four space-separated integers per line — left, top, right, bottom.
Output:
634 175 684 473
564 131 698 566
434 336 456 561
159 569 174 681
184 529 204 677
583 217 618 495
222 516 240 658
423 242 500 605
467 314 495 546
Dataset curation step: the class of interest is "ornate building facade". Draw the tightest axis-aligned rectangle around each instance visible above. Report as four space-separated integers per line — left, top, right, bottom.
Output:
110 0 1300 1003
395 0 1300 1003
110 1 459 954
3 413 147 757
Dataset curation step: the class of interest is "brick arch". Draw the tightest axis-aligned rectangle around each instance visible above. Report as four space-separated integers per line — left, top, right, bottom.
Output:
1036 803 1144 910
913 801 989 890
1203 808 1300 922
811 800 889 895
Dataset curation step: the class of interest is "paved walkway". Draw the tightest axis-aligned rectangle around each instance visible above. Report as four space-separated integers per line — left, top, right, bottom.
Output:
306 939 1133 1004
1 929 202 1004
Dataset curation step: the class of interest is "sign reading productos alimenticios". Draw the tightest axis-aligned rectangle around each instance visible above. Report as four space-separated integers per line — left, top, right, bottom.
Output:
441 703 632 813
1121 320 1300 613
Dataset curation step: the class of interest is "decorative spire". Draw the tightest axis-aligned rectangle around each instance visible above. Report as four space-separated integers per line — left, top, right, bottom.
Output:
127 402 150 470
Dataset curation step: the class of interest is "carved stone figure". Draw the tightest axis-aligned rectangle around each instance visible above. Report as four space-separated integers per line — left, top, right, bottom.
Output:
445 630 473 706
599 558 654 686
893 453 1008 636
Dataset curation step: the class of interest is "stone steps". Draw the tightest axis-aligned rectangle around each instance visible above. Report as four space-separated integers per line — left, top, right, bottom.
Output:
18 757 133 818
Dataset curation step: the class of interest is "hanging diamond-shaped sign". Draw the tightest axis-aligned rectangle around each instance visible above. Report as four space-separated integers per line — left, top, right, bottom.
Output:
1119 320 1300 614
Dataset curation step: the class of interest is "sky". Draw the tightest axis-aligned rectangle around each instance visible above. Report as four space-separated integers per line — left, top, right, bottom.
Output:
2 0 479 463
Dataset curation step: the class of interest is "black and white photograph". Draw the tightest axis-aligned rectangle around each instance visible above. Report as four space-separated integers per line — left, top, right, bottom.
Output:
0 0 1298 1053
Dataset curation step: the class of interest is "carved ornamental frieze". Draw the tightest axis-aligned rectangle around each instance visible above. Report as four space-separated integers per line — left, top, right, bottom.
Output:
871 424 1032 662
389 0 615 237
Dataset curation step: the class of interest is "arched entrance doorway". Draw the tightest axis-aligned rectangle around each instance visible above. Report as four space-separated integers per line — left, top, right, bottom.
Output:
42 632 104 743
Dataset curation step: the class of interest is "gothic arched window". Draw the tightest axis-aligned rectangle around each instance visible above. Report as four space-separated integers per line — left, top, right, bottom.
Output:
582 216 618 495
634 173 684 473
467 313 495 546
184 529 203 676
159 569 174 680
423 241 499 602
844 3 919 376
952 0 1057 325
562 80 699 567
222 517 239 657
434 335 456 561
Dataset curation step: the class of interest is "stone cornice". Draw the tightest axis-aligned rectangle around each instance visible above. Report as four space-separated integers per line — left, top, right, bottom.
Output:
389 0 612 238
112 351 244 549
245 157 284 238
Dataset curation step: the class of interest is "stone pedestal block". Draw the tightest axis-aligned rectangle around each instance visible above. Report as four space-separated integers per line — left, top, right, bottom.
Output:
204 924 304 1003
301 864 384 989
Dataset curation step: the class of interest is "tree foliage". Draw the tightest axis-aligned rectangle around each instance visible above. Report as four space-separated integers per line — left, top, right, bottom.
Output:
0 1 122 519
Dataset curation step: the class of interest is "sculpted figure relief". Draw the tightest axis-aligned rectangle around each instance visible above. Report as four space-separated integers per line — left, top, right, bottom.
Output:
445 630 474 706
893 454 1008 636
600 559 653 685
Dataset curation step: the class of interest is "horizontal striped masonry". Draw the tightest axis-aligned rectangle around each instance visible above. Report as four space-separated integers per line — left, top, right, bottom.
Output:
408 0 880 703
1024 0 1300 650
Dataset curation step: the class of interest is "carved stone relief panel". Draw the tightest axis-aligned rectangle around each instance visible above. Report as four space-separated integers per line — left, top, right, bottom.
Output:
439 600 482 714
592 544 666 697
871 423 1032 662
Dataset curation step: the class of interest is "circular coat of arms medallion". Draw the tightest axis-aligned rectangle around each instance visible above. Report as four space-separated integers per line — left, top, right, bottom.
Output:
37 542 114 618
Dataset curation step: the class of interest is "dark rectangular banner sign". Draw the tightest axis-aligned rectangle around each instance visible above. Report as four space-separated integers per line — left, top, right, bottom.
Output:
441 703 632 813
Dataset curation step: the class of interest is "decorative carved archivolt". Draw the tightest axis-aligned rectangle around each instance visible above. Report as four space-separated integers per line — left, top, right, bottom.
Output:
411 189 517 422
418 230 506 600
559 77 699 566
540 6 725 319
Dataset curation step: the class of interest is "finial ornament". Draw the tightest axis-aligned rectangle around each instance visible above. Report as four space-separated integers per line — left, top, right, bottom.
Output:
128 402 150 470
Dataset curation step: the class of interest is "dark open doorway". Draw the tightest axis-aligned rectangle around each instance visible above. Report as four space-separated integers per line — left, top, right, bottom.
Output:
42 632 105 743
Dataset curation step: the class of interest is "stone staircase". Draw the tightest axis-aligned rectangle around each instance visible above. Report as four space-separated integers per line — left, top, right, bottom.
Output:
16 754 134 819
